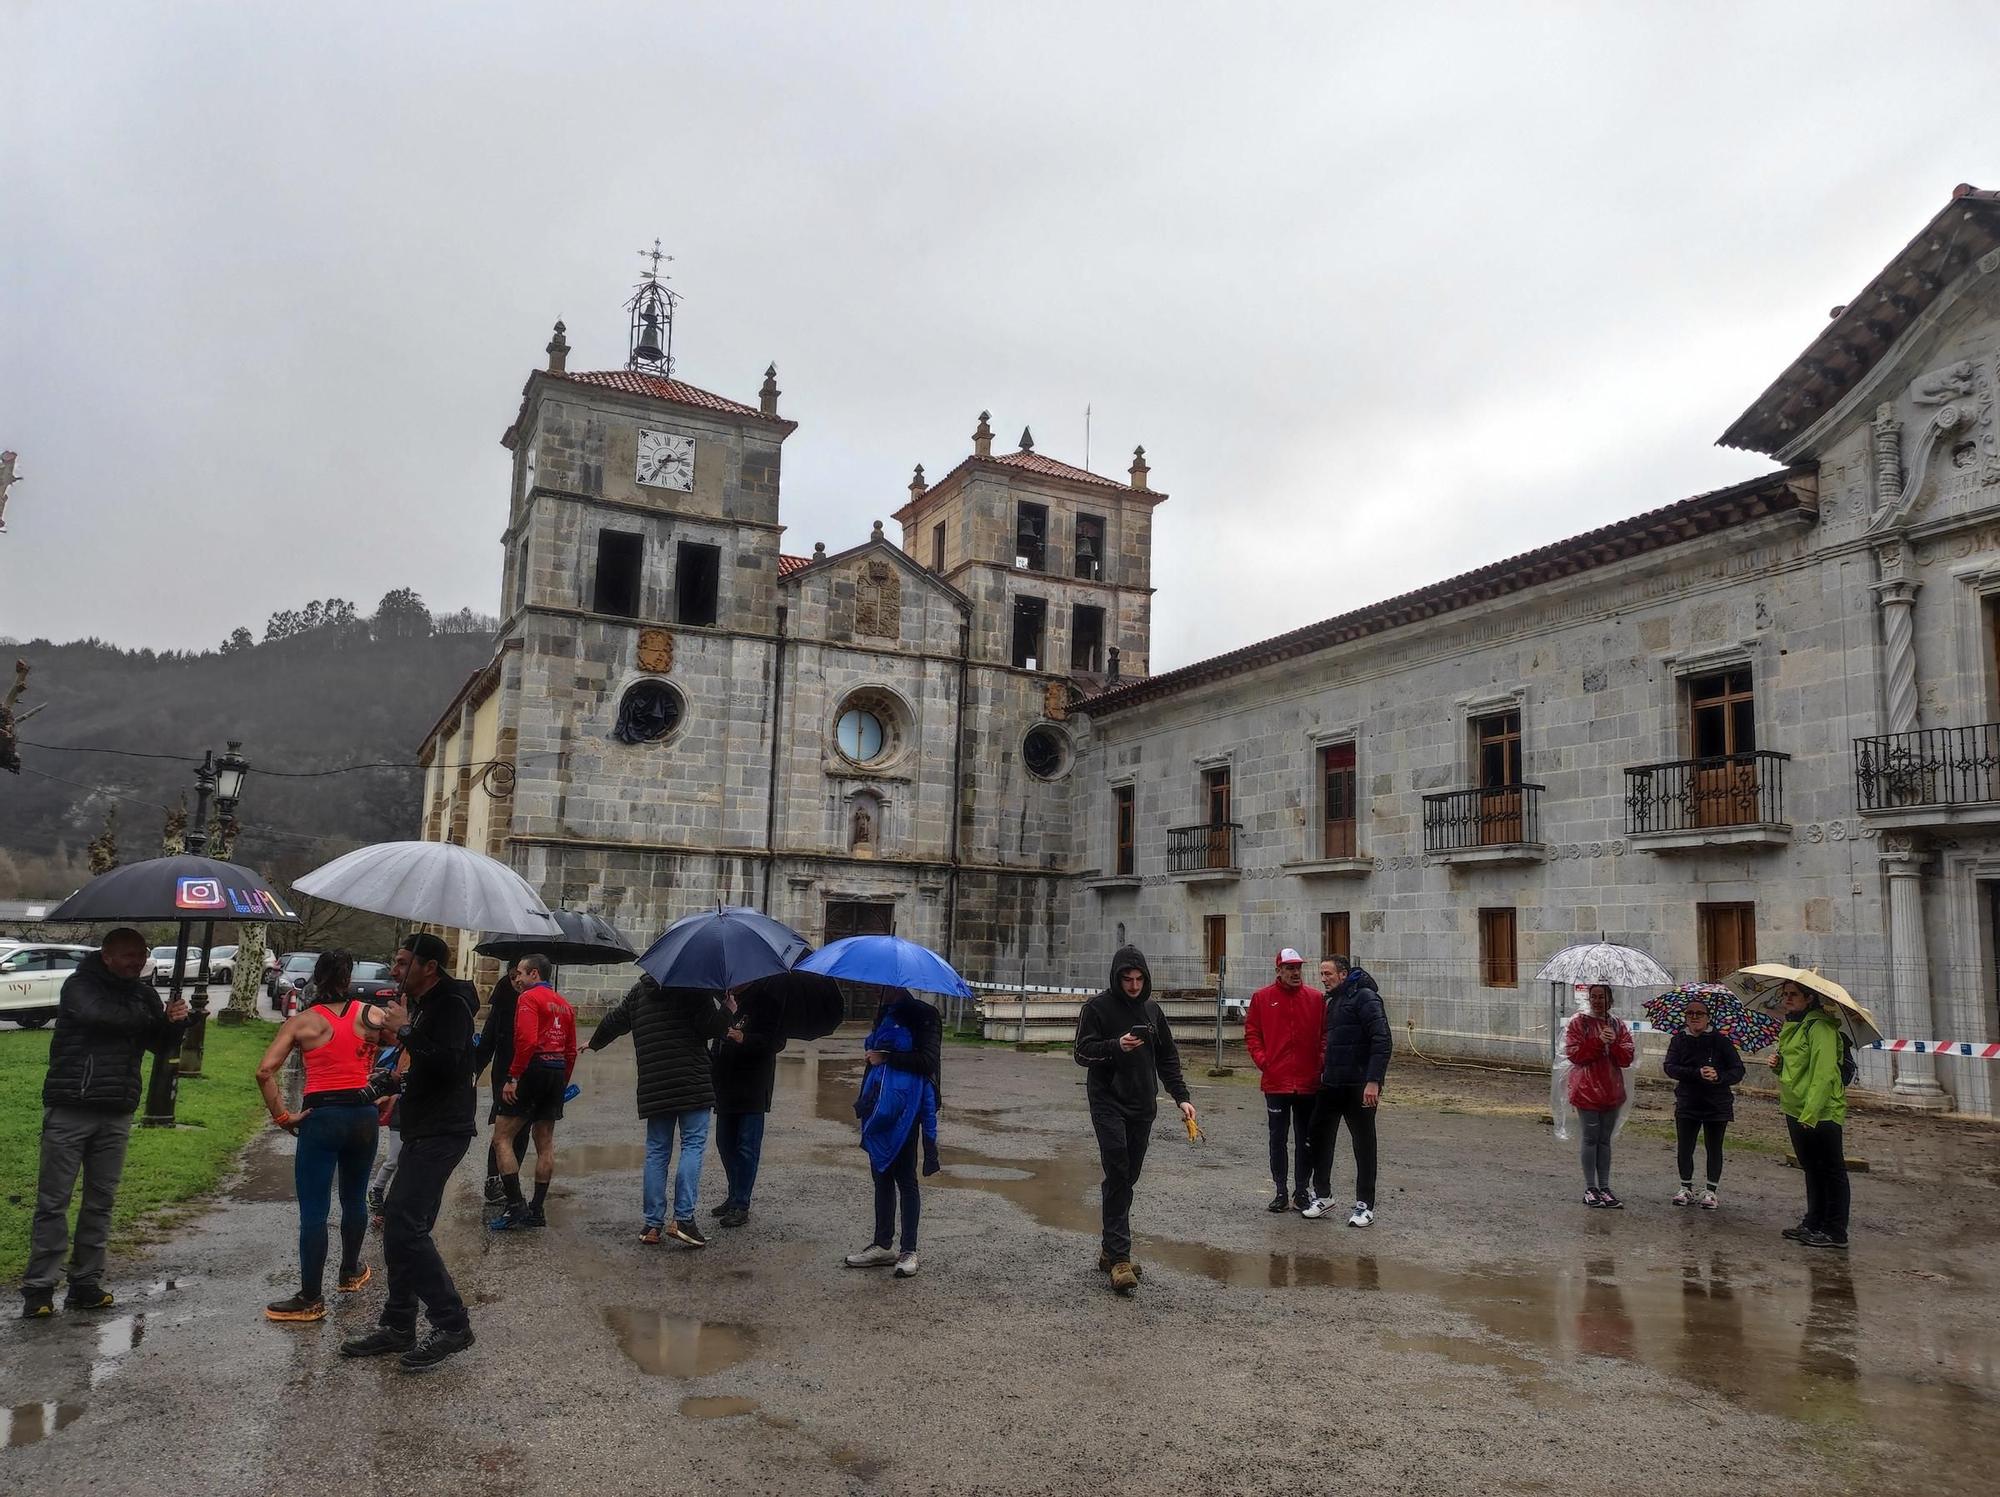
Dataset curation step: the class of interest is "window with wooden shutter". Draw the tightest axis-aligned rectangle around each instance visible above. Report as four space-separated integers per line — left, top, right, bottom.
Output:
1478 908 1517 988
1113 786 1135 876
1697 903 1756 982
1320 911 1350 962
1321 742 1358 858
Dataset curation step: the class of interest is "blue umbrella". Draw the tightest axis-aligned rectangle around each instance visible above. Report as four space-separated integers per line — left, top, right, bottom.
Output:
636 905 808 993
796 935 973 1002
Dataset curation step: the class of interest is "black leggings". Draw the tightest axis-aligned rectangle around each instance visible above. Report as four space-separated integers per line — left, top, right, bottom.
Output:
1674 1118 1726 1187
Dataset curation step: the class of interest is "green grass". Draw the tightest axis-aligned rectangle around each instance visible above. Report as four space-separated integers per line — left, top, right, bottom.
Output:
1 1020 279 1282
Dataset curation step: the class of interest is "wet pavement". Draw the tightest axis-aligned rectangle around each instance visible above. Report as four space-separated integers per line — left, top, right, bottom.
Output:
1 1037 1996 1494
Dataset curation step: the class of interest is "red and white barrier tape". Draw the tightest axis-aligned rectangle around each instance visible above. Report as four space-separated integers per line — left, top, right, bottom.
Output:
1622 1020 1999 1058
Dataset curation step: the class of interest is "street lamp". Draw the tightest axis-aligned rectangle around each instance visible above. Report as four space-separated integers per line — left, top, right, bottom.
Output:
173 742 250 1081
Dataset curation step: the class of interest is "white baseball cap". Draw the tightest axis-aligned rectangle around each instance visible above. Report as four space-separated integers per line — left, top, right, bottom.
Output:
1276 948 1304 966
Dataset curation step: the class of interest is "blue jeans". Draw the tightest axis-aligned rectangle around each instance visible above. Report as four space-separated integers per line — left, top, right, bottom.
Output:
644 1109 711 1226
295 1103 378 1299
713 1111 767 1210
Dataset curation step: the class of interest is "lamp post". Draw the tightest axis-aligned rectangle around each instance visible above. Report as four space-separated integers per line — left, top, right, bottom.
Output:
166 741 249 1081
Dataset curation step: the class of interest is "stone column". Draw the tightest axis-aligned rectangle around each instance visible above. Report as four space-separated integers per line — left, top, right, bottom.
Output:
1871 540 1921 737
1881 838 1947 1106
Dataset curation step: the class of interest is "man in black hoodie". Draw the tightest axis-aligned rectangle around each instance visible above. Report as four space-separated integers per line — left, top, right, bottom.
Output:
340 932 480 1372
22 928 188 1318
1073 946 1195 1294
1303 954 1392 1228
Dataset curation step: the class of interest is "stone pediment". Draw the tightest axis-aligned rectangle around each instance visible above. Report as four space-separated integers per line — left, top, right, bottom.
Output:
780 527 971 615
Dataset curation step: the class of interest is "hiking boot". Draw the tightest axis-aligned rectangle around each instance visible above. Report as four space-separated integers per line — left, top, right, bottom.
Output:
639 1224 663 1245
337 1265 372 1292
844 1244 897 1268
1800 1230 1849 1250
667 1218 707 1249
264 1295 327 1323
20 1288 54 1319
1266 1190 1290 1214
1096 1251 1144 1280
483 1174 506 1206
340 1325 415 1358
64 1284 114 1312
719 1207 749 1229
521 1205 547 1229
1108 1260 1139 1294
398 1325 476 1371
1672 1185 1695 1207
894 1252 919 1278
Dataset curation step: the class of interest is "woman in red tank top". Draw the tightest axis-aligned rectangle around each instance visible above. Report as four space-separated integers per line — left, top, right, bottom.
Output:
254 952 384 1322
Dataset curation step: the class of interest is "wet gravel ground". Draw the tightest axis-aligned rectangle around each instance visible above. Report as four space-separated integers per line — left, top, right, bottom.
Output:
3 1037 1997 1496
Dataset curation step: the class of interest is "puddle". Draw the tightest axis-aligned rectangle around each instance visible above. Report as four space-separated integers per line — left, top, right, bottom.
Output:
805 1063 2000 1459
563 1142 649 1174
227 1139 295 1202
2 1401 84 1448
604 1310 758 1378
679 1394 761 1420
1382 1332 1543 1377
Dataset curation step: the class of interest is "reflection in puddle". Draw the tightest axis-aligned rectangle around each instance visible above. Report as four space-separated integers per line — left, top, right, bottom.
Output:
91 1312 147 1390
804 1062 2000 1457
605 1309 758 1377
2 1401 84 1449
679 1395 761 1420
1381 1334 1543 1377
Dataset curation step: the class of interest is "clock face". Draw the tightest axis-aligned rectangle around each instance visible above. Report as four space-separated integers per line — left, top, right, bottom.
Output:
637 429 695 491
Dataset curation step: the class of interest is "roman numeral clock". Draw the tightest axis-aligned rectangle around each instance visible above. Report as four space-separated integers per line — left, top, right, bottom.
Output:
637 429 695 490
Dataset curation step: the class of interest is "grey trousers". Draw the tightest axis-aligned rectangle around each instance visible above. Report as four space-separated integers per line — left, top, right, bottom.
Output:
25 1106 136 1292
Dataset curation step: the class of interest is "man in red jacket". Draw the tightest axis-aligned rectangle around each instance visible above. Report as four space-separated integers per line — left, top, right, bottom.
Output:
489 954 577 1231
1243 948 1325 1213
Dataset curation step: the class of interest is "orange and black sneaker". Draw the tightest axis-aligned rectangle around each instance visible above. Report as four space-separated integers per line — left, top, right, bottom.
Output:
264 1295 327 1323
337 1265 371 1293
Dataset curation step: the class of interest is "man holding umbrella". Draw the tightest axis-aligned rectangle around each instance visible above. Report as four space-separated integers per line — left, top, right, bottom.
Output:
340 932 481 1370
21 928 188 1318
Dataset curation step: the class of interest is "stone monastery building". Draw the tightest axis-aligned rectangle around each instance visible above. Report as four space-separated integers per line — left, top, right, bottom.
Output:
423 186 2000 1116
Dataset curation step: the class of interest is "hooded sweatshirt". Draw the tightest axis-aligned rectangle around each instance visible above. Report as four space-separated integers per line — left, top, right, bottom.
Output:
1073 946 1191 1119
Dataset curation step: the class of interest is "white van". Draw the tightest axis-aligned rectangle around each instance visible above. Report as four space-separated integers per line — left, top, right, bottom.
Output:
0 944 94 1029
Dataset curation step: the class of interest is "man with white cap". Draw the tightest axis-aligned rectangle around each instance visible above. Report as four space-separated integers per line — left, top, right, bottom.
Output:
1242 947 1325 1213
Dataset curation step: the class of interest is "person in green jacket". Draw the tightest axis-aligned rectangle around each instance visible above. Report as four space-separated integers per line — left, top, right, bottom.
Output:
1766 981 1849 1249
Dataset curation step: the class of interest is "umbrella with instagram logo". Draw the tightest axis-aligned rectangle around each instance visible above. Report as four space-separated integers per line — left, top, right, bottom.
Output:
46 854 298 998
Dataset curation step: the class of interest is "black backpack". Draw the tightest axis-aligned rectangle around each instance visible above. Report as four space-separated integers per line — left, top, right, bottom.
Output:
1837 1030 1858 1087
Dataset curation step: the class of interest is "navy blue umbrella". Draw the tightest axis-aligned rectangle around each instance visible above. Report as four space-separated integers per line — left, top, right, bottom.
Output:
636 905 808 993
796 935 973 1002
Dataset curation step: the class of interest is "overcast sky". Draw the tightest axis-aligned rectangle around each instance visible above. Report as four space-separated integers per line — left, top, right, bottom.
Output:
5 2 1998 670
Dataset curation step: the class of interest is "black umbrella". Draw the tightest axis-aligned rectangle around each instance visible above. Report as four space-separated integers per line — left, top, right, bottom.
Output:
475 909 637 966
45 855 296 924
733 969 847 1042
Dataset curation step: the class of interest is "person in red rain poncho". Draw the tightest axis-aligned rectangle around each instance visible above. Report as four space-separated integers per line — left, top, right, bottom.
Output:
1564 983 1635 1209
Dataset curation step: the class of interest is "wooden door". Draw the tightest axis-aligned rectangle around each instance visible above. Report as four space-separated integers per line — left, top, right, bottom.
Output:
1475 713 1523 844
1697 903 1756 982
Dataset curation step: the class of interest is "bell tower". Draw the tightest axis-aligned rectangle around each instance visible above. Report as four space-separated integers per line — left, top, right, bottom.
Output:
626 240 680 376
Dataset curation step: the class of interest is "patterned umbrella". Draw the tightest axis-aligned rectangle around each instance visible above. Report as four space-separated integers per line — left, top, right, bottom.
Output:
1534 942 1673 988
1644 982 1781 1053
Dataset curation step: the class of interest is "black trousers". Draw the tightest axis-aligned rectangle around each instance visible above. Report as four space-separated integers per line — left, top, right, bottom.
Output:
1307 1084 1378 1207
1264 1092 1316 1203
380 1133 472 1335
1089 1101 1153 1261
1786 1115 1850 1241
1675 1118 1728 1186
870 1128 921 1253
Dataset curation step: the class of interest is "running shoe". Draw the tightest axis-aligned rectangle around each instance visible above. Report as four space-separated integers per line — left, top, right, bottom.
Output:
639 1225 663 1246
340 1326 415 1358
1781 1224 1811 1241
1583 1189 1604 1208
719 1207 749 1229
265 1295 327 1323
1300 1197 1334 1220
894 1252 919 1278
487 1205 528 1232
522 1205 547 1229
398 1325 476 1371
337 1265 372 1292
1672 1186 1695 1207
1800 1230 1849 1250
1347 1202 1374 1229
844 1245 897 1268
1266 1191 1290 1214
1700 1191 1719 1211
1598 1190 1624 1209
667 1218 708 1249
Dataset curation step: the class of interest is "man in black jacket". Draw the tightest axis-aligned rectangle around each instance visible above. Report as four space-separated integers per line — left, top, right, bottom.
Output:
709 989 785 1228
1303 955 1392 1228
1073 946 1195 1295
22 929 188 1318
340 932 480 1371
583 975 729 1248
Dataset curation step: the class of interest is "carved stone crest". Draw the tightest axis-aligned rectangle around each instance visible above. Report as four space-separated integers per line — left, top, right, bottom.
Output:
854 559 901 639
636 628 674 674
1042 681 1072 722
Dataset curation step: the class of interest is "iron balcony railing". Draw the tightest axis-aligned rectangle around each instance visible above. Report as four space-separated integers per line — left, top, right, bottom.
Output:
1854 723 2000 811
1421 784 1544 852
1624 750 1790 833
1167 822 1241 873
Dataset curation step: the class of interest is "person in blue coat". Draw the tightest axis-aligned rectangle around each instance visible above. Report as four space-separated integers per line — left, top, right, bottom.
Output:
842 993 940 1279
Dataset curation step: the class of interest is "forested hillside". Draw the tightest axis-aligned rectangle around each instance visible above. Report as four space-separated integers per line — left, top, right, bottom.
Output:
1 592 496 900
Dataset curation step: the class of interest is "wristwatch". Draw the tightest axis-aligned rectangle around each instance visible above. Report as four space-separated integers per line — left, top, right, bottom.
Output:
396 1023 414 1042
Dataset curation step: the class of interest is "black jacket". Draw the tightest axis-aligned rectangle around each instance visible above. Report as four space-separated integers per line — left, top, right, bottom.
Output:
42 953 186 1114
1073 946 1190 1119
1319 967 1392 1089
710 995 787 1115
397 976 480 1140
473 973 519 1083
590 977 730 1118
1661 1029 1745 1122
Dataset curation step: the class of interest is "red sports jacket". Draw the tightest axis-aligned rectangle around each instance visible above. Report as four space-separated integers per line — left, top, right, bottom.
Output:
1244 981 1326 1094
510 983 579 1081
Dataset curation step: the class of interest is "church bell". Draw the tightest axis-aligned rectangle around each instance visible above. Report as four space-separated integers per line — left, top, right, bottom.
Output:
633 307 665 363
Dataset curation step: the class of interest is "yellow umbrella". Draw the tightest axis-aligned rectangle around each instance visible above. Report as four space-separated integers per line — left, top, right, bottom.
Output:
1724 963 1883 1046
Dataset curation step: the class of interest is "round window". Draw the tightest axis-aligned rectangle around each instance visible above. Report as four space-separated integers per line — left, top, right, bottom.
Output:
613 679 684 744
1022 724 1070 780
837 709 886 762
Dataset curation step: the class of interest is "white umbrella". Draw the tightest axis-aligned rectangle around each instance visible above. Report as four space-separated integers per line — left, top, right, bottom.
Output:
1534 942 1673 988
294 841 561 937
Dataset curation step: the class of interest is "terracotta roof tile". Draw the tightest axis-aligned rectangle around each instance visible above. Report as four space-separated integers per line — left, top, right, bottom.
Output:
546 369 797 430
777 553 811 578
1081 467 1815 716
986 449 1134 492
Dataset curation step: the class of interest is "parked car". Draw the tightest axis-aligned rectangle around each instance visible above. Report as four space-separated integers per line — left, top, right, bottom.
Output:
271 952 320 1015
0 943 93 1028
291 958 397 1015
150 946 207 985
